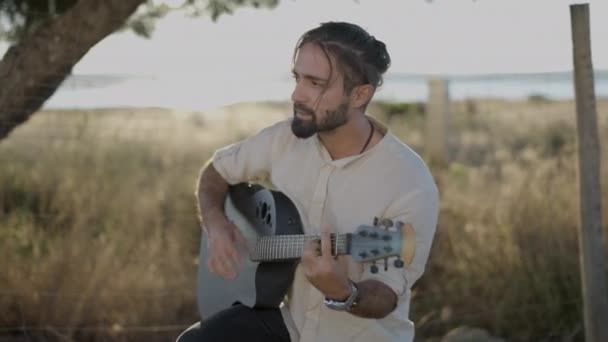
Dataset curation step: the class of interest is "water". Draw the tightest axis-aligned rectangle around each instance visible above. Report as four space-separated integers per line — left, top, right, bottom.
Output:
44 71 608 112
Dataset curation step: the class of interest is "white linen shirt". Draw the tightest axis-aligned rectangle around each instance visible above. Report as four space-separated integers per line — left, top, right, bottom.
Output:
211 116 439 342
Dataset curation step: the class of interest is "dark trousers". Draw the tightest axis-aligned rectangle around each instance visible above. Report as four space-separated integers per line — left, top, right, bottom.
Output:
176 304 291 342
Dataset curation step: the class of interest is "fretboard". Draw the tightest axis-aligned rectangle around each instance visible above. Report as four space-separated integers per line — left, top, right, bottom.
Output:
250 234 350 261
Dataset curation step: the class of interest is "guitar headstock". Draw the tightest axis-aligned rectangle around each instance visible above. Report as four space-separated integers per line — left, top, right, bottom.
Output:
350 219 415 273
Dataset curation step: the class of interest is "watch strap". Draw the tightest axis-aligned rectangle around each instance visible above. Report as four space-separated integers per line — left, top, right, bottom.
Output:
324 280 359 311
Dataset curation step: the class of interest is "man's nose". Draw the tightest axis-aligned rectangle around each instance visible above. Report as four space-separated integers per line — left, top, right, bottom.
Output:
291 82 307 104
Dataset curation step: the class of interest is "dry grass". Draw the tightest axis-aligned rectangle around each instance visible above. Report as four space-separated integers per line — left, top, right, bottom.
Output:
380 98 608 341
0 99 607 341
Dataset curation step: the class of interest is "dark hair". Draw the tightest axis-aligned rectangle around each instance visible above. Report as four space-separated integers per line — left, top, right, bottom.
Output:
293 22 391 93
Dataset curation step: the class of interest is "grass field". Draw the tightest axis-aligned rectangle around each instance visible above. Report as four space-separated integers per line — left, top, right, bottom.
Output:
1 98 607 341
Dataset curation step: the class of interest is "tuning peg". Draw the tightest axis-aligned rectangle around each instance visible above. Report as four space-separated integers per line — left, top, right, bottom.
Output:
393 258 405 268
370 263 379 274
384 257 389 271
380 218 394 228
369 232 379 239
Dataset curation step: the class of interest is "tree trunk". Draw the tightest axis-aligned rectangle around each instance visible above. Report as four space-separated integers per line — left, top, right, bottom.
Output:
0 0 146 140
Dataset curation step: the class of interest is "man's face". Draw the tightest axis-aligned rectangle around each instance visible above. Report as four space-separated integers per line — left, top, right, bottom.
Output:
290 43 351 139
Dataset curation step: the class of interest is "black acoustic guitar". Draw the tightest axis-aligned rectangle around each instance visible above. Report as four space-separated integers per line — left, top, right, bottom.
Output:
197 183 415 320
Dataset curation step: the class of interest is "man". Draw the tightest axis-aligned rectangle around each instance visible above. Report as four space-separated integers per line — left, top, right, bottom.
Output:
177 21 439 342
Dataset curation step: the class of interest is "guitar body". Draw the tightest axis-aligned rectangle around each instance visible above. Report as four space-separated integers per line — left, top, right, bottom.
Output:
197 183 304 320
197 184 416 321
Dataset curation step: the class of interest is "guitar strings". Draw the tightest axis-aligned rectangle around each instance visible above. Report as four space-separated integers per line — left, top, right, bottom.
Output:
250 235 349 260
247 234 404 261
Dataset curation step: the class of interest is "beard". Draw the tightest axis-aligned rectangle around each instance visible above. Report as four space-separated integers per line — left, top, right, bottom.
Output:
291 101 350 139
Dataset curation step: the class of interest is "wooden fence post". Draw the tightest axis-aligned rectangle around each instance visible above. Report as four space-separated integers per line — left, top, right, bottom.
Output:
426 78 450 166
570 4 608 341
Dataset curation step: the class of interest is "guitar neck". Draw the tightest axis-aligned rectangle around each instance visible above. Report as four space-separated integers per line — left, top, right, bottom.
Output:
250 234 351 262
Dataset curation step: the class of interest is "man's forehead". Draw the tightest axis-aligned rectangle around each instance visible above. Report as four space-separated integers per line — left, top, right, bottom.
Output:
293 43 336 80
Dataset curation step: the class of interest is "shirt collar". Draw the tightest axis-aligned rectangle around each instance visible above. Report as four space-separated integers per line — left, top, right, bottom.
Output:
314 115 391 169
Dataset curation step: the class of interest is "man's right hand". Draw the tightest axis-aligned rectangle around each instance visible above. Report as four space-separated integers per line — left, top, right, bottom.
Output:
205 217 247 280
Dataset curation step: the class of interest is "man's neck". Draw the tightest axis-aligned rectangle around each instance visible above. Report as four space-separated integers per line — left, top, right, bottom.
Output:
317 114 375 160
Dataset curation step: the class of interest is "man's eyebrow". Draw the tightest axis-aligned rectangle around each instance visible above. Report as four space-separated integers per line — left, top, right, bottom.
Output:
291 69 329 83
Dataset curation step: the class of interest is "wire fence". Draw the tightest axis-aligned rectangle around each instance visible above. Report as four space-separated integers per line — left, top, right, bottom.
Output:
2 50 605 342
0 324 189 333
3 2 608 341
2 275 572 328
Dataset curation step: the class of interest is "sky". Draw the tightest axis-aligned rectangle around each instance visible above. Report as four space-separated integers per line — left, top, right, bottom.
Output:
1 0 607 110
71 0 608 77
2 0 608 76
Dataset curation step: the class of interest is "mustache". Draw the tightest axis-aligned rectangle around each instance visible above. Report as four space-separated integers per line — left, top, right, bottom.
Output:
293 103 315 116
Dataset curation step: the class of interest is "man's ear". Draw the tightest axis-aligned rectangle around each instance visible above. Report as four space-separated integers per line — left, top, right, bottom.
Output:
350 84 375 108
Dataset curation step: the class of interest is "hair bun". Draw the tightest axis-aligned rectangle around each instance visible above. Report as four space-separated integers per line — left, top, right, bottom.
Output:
371 38 391 74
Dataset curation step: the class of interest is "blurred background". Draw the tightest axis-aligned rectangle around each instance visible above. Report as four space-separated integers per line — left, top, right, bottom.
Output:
1 0 607 341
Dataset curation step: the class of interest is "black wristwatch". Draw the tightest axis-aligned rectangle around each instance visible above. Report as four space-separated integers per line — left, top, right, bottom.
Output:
323 280 359 312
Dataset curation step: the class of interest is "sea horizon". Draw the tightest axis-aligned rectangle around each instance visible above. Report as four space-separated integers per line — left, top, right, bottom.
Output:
45 70 608 112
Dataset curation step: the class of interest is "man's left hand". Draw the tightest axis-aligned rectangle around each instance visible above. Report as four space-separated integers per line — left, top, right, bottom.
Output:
302 226 352 300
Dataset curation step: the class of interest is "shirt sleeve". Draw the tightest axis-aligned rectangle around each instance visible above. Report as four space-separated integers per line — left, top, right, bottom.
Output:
211 120 290 185
360 186 439 297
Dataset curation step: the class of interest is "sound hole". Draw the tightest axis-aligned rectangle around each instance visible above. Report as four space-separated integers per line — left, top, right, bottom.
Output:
266 213 272 226
261 203 267 219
